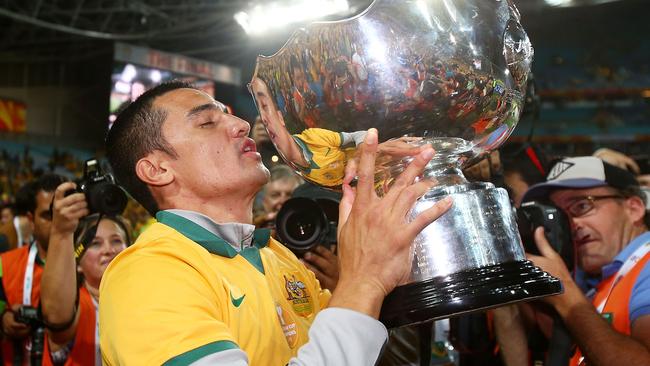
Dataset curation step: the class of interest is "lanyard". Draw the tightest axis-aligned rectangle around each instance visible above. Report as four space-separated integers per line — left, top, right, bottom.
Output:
91 296 100 366
595 241 650 313
22 243 38 305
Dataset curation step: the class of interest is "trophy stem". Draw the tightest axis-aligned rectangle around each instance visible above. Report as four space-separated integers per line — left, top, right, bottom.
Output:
422 158 468 187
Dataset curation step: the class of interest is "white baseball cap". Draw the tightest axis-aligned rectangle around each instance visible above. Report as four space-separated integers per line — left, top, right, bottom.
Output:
522 156 640 202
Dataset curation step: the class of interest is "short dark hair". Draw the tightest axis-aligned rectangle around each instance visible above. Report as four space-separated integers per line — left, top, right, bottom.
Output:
105 80 197 215
14 174 68 215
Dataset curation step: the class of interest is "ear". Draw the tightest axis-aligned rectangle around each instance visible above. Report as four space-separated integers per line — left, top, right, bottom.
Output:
625 195 647 225
135 152 174 187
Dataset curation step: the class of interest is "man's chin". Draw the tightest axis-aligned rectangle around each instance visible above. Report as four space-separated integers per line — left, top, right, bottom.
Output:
579 258 605 276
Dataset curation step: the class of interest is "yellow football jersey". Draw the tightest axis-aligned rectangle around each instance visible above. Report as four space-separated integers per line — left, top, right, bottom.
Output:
293 128 356 186
99 211 330 365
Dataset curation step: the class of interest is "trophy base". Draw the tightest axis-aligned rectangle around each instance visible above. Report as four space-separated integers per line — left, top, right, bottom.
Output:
379 260 562 328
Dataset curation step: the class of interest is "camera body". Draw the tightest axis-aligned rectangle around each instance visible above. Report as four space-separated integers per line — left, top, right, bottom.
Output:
516 200 574 272
67 159 127 216
275 184 341 255
14 305 41 327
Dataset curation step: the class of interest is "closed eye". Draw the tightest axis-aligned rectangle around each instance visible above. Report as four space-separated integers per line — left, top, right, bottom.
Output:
199 121 216 128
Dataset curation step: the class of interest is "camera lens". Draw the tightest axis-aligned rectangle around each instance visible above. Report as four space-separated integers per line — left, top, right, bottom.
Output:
88 182 128 215
276 197 328 252
285 211 321 243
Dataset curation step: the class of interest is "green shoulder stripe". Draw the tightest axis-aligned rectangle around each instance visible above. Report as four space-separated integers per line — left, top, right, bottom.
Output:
163 340 239 366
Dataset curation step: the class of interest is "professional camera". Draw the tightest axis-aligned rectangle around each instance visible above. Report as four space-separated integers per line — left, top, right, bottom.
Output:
13 305 44 366
14 305 41 327
516 200 574 272
275 184 341 255
67 159 127 216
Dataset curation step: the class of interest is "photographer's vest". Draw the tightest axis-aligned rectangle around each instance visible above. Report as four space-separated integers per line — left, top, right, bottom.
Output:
42 286 97 366
569 243 650 366
0 243 44 366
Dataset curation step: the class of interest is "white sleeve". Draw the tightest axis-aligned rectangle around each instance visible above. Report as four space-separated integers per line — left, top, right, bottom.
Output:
340 131 368 147
189 308 388 366
289 308 388 366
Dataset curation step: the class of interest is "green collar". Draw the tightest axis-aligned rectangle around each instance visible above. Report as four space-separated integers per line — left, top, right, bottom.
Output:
155 211 270 259
292 135 320 172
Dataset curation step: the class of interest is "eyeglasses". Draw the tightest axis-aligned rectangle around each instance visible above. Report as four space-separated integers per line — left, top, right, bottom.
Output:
564 195 625 218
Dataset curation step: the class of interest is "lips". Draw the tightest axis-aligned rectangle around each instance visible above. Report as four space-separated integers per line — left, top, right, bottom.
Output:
242 138 258 154
574 233 594 247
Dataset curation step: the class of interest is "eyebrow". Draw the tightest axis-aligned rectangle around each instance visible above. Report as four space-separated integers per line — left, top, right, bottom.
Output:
186 103 226 119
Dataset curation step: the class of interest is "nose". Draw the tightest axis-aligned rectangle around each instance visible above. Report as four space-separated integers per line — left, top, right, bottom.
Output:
569 216 585 238
230 115 251 138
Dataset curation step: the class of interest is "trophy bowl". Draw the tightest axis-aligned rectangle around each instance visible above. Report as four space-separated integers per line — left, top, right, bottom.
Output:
250 0 562 328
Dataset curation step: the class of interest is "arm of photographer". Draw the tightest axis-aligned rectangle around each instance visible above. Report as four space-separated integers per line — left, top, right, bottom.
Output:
40 182 89 347
528 228 650 366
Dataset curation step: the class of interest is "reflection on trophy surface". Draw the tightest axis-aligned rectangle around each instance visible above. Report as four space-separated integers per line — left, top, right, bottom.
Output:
251 0 562 328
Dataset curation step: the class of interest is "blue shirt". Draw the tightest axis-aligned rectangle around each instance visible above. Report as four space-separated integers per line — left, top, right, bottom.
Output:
580 231 650 323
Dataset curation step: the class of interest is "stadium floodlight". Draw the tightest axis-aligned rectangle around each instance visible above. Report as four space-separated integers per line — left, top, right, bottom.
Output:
234 0 350 36
545 0 622 6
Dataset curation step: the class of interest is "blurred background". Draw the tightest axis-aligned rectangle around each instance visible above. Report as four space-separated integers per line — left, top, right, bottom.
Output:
0 0 648 197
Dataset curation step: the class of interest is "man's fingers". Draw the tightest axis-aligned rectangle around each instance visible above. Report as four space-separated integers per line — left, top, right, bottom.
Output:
54 182 76 199
313 245 336 260
302 261 326 280
303 251 333 271
637 175 650 187
338 183 355 238
387 148 435 198
407 196 453 238
355 128 379 204
533 226 557 258
392 178 437 216
344 157 358 185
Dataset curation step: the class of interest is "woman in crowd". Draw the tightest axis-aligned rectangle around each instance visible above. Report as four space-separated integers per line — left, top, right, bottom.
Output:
40 181 130 365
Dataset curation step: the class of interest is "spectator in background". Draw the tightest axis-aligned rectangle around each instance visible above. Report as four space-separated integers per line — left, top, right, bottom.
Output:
503 156 650 366
0 204 13 226
41 181 130 366
0 204 15 252
0 174 67 365
250 116 281 170
253 164 302 231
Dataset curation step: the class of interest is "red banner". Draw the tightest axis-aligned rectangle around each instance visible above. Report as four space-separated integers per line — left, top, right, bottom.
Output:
0 99 26 132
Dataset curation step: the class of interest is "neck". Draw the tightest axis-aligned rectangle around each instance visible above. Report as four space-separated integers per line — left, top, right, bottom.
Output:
84 281 100 301
35 241 47 261
628 225 647 244
161 192 256 225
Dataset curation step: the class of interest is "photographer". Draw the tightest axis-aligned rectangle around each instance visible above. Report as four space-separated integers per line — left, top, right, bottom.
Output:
0 174 67 365
274 183 341 292
520 156 650 366
40 180 129 366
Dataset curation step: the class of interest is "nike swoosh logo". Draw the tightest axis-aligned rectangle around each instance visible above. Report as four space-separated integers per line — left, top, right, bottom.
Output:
230 291 245 307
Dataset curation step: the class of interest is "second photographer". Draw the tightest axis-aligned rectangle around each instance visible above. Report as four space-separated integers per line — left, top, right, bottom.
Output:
276 183 341 292
40 160 130 366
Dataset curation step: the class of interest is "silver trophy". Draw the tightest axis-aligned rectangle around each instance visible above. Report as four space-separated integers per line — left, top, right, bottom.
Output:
250 0 561 328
